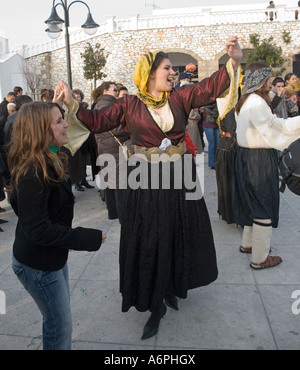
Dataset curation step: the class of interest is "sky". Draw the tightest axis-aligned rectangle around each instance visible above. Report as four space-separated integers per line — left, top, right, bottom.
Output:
0 0 297 50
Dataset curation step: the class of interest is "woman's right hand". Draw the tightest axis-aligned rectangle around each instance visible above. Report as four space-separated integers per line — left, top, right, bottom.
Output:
102 233 107 244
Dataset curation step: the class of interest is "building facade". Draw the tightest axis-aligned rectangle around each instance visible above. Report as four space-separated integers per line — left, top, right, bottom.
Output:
2 4 300 103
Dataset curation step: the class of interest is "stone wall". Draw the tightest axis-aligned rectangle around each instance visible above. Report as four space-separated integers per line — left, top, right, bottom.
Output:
27 20 300 105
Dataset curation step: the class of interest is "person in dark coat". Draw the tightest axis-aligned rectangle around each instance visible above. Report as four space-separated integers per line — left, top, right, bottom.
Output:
8 101 105 350
67 89 97 191
94 81 130 222
202 103 220 169
215 109 237 224
0 92 16 119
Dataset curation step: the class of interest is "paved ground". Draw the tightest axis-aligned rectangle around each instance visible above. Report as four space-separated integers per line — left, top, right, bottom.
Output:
0 153 300 350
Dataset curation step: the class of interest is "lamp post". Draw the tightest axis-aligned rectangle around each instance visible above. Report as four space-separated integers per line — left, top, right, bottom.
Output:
45 0 99 89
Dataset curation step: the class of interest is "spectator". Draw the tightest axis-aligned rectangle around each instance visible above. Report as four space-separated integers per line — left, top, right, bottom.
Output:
202 103 220 169
65 89 97 191
41 89 54 102
13 86 23 97
266 1 276 21
94 81 130 222
0 92 16 119
284 73 300 116
7 103 16 116
269 77 296 119
295 0 300 20
117 84 129 98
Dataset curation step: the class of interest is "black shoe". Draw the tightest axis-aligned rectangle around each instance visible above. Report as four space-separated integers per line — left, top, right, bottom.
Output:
0 207 6 213
81 179 94 189
165 293 179 311
75 183 84 191
99 189 106 201
141 304 167 340
0 219 8 224
0 227 3 232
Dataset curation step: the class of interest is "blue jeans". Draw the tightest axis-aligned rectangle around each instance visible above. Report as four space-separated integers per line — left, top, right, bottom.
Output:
204 127 220 168
12 256 72 350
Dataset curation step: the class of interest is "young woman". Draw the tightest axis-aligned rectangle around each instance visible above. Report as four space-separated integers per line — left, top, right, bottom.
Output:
56 36 243 340
234 63 300 269
8 102 106 350
284 73 300 117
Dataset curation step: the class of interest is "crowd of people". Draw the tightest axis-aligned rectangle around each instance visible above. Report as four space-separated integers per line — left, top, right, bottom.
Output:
1 35 300 349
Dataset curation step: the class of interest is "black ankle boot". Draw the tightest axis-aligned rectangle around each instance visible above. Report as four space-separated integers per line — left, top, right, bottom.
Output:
75 183 84 191
141 304 167 340
81 179 94 189
165 293 179 311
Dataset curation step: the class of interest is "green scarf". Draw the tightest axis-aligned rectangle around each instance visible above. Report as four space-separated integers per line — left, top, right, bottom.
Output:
49 145 59 154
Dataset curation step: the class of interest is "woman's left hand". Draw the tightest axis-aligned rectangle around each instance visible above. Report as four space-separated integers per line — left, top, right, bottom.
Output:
52 87 64 107
226 36 243 71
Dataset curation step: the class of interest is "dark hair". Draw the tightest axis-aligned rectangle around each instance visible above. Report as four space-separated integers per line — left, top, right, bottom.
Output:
284 73 296 83
150 52 169 74
41 89 54 102
14 95 33 110
236 62 271 114
72 89 84 100
96 81 117 96
272 77 284 86
13 86 23 95
7 92 16 97
117 84 128 93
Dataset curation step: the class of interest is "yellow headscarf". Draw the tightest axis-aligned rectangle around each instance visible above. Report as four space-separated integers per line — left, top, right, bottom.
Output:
133 51 169 109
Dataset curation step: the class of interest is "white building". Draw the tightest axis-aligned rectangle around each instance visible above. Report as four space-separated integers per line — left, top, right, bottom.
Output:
0 34 28 101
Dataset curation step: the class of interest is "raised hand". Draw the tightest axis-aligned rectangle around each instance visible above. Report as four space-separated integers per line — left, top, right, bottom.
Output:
53 86 64 107
226 36 243 72
55 81 73 108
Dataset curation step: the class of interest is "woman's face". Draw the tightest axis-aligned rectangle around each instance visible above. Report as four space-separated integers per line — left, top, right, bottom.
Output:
50 106 68 147
104 84 119 97
286 74 297 87
118 89 128 98
149 58 175 94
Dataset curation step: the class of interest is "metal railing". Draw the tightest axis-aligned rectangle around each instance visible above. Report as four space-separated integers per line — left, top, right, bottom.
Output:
16 5 299 59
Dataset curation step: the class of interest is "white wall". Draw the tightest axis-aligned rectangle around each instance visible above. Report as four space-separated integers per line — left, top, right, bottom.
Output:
0 53 28 101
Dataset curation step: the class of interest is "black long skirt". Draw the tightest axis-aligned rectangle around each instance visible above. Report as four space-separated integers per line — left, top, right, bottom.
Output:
233 146 279 228
119 155 218 313
215 108 237 224
215 141 237 224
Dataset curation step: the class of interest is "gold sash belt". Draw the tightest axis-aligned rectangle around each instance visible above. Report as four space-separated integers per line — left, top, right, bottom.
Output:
131 142 186 162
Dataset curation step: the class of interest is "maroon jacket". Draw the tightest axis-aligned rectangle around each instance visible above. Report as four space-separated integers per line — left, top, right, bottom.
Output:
77 66 230 148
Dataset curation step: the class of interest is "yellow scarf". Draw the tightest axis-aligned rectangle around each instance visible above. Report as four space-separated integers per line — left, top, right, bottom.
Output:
285 86 297 95
133 51 169 108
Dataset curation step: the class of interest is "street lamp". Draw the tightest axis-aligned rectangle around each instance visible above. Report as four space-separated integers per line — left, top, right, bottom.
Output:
45 0 99 89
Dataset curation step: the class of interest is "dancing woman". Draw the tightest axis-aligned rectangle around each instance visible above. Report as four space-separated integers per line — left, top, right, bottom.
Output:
57 36 242 339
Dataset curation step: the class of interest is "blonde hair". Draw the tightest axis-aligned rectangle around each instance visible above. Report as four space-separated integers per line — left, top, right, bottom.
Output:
7 102 68 197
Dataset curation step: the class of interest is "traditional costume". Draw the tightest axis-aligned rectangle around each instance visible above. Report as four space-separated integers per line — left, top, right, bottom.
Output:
234 66 300 268
67 53 240 312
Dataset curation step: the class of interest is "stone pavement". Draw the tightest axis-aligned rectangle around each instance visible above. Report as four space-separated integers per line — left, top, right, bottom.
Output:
0 154 300 350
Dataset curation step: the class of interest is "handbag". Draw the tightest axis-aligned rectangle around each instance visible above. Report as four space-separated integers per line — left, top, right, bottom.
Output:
109 131 130 160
